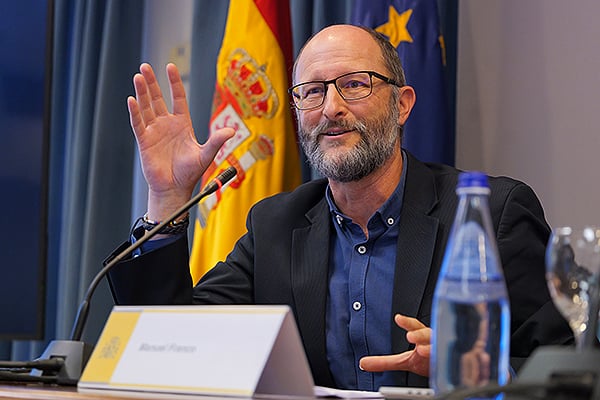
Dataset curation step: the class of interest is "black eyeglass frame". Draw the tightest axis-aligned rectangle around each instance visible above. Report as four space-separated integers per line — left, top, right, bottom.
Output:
288 70 402 110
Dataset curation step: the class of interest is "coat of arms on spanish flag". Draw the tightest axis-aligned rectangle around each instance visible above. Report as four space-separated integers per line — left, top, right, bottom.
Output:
190 0 302 283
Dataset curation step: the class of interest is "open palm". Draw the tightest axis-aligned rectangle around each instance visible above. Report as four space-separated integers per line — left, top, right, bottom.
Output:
127 63 233 219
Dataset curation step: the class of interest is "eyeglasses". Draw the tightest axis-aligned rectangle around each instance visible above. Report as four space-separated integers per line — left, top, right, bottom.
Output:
288 70 401 110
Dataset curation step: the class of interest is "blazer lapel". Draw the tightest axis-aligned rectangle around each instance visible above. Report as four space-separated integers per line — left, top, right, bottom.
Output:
290 198 334 386
391 154 441 360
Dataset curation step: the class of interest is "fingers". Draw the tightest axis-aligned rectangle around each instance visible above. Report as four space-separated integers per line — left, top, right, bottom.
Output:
360 350 430 377
199 127 236 170
140 63 169 117
394 314 427 331
407 327 431 346
357 315 433 377
132 63 170 129
360 352 411 372
166 63 190 115
204 127 236 155
127 96 144 140
133 72 156 126
395 313 431 342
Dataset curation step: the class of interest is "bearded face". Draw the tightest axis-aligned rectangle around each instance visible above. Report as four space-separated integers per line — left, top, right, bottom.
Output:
298 97 401 182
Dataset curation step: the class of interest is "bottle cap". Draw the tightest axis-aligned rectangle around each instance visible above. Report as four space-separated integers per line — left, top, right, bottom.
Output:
457 171 489 189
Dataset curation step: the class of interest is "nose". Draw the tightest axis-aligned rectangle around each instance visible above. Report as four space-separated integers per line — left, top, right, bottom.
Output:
321 82 347 121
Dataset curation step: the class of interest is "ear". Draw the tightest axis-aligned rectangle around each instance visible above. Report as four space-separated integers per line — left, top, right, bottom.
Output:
396 86 416 126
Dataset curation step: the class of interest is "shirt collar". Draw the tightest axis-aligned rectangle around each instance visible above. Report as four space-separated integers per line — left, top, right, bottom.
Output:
325 150 408 228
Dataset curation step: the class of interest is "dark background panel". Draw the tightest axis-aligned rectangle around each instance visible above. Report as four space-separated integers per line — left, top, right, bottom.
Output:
0 0 51 340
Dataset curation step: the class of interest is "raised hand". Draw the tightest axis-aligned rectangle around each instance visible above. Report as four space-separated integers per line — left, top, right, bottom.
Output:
359 314 431 377
127 63 234 221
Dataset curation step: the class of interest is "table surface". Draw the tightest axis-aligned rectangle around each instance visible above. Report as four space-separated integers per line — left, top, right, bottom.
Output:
0 384 259 400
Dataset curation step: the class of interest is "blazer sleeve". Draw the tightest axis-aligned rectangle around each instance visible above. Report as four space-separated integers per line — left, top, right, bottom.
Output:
108 211 258 306
108 234 194 305
494 182 573 361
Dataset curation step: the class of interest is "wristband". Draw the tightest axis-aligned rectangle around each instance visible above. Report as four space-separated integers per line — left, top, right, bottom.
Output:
140 212 190 235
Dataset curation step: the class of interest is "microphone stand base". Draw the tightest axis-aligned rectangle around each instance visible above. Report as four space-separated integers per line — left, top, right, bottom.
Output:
30 340 93 385
518 346 600 399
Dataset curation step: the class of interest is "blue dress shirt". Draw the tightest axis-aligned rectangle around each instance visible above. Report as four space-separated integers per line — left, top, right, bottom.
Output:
325 152 407 391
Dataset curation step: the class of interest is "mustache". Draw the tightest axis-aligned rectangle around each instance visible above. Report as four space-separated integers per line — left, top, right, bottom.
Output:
306 119 367 137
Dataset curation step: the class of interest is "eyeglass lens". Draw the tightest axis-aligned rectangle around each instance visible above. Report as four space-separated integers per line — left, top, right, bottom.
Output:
292 72 373 109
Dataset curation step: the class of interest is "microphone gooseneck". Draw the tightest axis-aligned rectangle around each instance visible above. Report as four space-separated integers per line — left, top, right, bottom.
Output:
29 167 237 385
70 166 238 342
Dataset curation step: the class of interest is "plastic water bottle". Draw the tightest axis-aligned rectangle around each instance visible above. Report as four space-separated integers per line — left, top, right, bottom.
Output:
430 172 510 397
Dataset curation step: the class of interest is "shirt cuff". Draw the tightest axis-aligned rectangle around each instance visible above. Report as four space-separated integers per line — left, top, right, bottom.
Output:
131 233 185 257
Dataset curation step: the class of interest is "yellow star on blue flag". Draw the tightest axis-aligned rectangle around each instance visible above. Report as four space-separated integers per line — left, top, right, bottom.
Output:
376 6 413 47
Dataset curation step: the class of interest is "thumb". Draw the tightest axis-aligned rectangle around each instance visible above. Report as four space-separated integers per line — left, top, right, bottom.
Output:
203 127 236 157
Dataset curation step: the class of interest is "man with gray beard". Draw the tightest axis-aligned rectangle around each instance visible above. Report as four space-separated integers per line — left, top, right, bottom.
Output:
109 25 571 391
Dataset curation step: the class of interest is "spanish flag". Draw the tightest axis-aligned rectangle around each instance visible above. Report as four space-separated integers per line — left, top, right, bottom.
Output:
190 0 302 283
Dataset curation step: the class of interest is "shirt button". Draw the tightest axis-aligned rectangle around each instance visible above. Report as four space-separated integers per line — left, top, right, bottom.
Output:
352 301 362 311
335 214 343 225
387 217 394 226
357 245 366 254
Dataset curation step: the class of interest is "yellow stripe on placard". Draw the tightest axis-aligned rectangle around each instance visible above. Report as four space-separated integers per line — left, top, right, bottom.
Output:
79 310 141 383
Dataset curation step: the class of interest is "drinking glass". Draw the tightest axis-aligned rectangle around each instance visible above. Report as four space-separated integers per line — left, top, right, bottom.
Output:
546 226 600 350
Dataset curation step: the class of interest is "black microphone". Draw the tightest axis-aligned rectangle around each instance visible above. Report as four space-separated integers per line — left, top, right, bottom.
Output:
31 166 237 385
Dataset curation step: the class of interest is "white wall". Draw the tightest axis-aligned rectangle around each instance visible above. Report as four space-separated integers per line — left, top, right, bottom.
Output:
456 0 600 228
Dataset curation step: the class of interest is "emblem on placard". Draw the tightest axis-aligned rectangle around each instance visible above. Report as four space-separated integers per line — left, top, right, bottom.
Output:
98 336 121 359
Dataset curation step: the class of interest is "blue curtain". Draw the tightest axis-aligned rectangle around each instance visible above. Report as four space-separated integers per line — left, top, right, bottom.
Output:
4 0 144 361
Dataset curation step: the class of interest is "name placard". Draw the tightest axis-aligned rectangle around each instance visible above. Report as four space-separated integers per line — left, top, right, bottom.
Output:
78 305 314 397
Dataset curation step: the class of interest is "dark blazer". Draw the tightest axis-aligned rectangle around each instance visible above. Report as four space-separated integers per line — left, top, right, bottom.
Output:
109 152 572 388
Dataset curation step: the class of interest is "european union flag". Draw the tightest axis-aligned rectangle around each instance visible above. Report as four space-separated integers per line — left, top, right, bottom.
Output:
352 0 454 165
